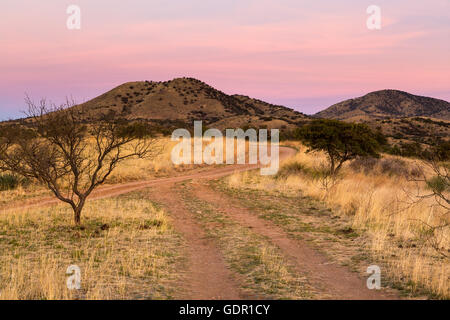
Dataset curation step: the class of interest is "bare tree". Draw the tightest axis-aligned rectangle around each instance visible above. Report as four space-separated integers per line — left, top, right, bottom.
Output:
0 97 161 225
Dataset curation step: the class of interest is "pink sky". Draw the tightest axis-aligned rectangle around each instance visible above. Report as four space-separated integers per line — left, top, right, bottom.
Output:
1 0 449 119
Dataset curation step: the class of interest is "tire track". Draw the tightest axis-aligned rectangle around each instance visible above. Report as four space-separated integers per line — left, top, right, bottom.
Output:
191 182 400 300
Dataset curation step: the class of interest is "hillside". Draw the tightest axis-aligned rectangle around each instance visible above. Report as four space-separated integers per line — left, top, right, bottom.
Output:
315 90 450 121
6 81 448 157
76 77 306 130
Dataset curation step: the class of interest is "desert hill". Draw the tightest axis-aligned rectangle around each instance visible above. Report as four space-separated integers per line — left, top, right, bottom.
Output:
315 90 450 121
76 77 306 130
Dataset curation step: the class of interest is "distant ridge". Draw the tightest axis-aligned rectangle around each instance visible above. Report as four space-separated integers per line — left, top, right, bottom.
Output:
5 81 448 150
315 90 450 121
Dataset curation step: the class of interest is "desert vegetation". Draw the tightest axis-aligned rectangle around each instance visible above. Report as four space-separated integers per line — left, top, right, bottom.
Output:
225 141 449 298
0 191 184 299
295 119 386 176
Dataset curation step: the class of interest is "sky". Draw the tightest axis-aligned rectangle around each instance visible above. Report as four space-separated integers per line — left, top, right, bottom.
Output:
1 0 449 120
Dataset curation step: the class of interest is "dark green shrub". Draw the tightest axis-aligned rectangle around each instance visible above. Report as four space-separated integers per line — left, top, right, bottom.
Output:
426 176 448 194
0 174 20 191
298 119 387 175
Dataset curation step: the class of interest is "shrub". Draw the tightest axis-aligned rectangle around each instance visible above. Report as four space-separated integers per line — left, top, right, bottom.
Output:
426 176 449 194
0 174 20 191
349 157 378 174
379 158 409 176
276 161 329 180
409 166 423 178
276 162 307 178
298 119 387 175
429 140 450 161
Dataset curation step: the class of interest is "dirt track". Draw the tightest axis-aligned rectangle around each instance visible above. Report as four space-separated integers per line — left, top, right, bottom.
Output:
3 146 400 299
190 183 399 299
2 148 292 211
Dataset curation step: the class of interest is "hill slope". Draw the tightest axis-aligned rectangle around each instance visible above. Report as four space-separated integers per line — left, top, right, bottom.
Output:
315 90 450 121
77 77 306 130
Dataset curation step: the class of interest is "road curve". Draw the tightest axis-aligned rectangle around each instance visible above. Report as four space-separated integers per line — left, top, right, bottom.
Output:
1 146 297 211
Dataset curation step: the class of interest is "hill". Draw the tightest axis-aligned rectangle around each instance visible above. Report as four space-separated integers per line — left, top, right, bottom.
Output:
76 77 306 131
315 90 450 121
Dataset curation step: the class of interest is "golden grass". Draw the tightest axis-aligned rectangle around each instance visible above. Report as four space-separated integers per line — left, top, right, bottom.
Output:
4 136 445 298
106 138 178 183
0 191 184 300
226 141 449 298
0 136 257 203
108 136 253 182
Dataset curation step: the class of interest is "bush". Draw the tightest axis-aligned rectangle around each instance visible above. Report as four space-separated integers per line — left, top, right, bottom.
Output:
409 166 423 178
426 176 449 194
428 140 450 161
0 174 20 191
276 161 329 180
349 157 378 174
379 158 409 176
276 162 307 178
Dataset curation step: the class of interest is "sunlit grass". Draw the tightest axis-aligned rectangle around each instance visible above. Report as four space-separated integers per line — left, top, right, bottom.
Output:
0 191 185 300
225 141 449 298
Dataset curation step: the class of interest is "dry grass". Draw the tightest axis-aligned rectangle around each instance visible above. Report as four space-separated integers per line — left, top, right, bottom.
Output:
226 141 449 298
105 137 179 183
3 136 445 299
0 136 269 299
108 136 252 183
0 191 185 300
0 137 177 204
0 136 256 204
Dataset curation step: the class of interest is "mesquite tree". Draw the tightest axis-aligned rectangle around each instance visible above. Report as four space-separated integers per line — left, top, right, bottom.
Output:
0 97 161 225
298 119 387 176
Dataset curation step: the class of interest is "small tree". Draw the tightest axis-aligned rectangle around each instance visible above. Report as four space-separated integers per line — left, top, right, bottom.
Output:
298 119 386 176
0 97 161 225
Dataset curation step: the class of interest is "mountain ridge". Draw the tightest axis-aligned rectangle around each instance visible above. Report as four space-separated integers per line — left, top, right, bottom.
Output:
315 89 450 121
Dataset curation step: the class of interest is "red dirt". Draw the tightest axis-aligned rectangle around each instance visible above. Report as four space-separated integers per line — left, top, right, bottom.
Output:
146 183 245 300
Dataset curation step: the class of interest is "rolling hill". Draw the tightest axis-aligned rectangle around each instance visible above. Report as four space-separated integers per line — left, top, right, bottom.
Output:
76 77 307 130
314 89 450 155
315 90 450 121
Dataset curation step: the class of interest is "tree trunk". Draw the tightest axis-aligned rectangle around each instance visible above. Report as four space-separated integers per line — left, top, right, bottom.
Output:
329 156 336 176
74 207 82 225
334 160 345 176
73 197 86 225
